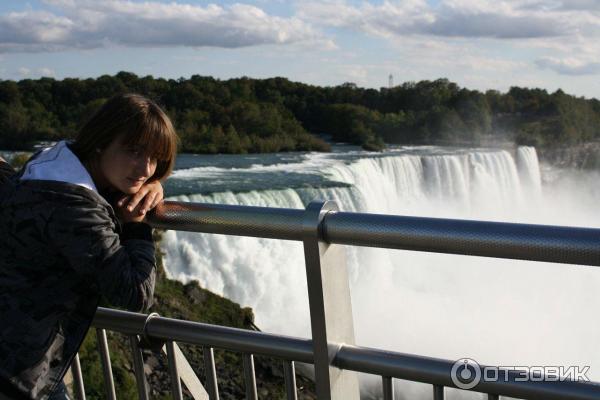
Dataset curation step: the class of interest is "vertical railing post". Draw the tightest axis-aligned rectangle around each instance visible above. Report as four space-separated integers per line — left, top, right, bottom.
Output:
71 354 86 400
166 341 184 400
96 329 117 400
129 335 150 400
302 200 359 400
203 346 220 400
433 385 444 400
283 361 298 400
242 353 258 400
382 376 394 400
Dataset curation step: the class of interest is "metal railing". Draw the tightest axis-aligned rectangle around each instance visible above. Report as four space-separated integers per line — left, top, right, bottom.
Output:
72 200 600 400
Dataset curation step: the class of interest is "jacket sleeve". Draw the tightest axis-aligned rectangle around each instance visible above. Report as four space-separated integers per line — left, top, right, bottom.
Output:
46 199 157 312
0 160 15 184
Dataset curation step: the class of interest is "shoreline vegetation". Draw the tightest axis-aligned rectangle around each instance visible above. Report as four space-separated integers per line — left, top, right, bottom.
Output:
1 72 600 156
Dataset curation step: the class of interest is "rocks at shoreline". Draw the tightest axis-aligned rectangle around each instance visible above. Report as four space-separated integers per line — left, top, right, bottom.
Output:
538 142 600 170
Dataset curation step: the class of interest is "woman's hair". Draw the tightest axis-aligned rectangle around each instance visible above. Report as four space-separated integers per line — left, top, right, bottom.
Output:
73 93 178 181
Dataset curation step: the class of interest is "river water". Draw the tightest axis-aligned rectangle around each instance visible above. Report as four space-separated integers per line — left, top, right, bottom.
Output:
162 145 600 397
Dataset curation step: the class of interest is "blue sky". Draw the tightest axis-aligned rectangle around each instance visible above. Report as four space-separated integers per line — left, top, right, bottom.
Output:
1 0 599 99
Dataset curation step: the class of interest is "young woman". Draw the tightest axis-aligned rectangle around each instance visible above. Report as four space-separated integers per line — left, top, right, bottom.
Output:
0 94 178 400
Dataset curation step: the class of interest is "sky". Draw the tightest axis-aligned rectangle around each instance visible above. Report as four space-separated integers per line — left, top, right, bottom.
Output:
1 0 599 99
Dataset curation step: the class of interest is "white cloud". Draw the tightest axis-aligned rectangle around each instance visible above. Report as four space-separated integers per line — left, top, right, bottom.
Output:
554 0 600 12
14 66 56 78
298 0 598 39
536 57 600 76
0 11 73 48
38 67 55 76
0 0 324 53
297 0 434 38
339 64 369 83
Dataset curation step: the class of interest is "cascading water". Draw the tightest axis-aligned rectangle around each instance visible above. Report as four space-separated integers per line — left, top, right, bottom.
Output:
162 146 600 398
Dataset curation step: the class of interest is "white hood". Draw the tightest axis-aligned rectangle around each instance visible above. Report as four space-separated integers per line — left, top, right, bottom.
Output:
20 140 98 193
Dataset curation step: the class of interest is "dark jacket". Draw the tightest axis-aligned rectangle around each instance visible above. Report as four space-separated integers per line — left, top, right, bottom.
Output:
0 146 157 399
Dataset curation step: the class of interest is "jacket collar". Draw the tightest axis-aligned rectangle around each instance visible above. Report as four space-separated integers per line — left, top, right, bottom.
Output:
20 141 98 193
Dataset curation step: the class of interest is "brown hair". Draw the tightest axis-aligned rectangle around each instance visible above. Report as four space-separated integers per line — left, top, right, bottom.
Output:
73 93 178 181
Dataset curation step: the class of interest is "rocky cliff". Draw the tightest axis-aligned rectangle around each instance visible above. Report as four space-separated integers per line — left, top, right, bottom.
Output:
537 142 600 169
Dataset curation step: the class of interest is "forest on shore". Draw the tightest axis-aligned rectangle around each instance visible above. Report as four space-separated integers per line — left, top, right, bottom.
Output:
1 72 599 153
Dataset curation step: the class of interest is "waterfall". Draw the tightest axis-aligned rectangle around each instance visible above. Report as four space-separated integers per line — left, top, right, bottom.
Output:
516 146 543 199
161 146 600 396
163 147 543 334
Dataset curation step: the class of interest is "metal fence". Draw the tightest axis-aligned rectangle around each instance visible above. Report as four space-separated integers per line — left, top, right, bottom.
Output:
73 200 600 400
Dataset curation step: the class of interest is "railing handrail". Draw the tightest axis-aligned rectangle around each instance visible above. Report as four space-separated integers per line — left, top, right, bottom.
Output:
93 307 600 400
150 201 600 267
79 200 600 400
93 308 314 363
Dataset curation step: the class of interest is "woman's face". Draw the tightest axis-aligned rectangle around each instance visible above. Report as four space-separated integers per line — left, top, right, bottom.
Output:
97 135 157 194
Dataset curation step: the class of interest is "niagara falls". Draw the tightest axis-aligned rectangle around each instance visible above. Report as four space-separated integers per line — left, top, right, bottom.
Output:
161 145 600 398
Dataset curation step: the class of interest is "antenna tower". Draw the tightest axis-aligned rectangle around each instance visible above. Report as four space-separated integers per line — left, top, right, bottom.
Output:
388 74 393 88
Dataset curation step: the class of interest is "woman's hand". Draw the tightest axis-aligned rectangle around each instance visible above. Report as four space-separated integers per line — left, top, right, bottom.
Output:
116 180 164 222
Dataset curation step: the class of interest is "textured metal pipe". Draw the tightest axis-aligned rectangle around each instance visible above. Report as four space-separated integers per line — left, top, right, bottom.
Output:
382 376 394 400
129 336 149 400
242 354 258 400
283 361 298 400
203 346 220 400
93 308 314 363
150 201 305 241
324 212 600 267
93 309 148 335
96 329 117 400
166 341 184 400
70 354 86 400
148 315 314 363
433 385 444 400
148 202 600 267
335 345 600 400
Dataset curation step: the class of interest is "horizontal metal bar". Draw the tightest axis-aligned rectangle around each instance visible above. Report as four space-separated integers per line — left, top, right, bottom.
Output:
151 201 305 241
148 202 600 267
334 345 600 400
93 308 600 400
324 212 600 267
93 309 149 335
93 308 314 363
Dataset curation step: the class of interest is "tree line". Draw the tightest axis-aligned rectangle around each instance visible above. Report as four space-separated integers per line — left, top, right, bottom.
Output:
1 72 599 153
